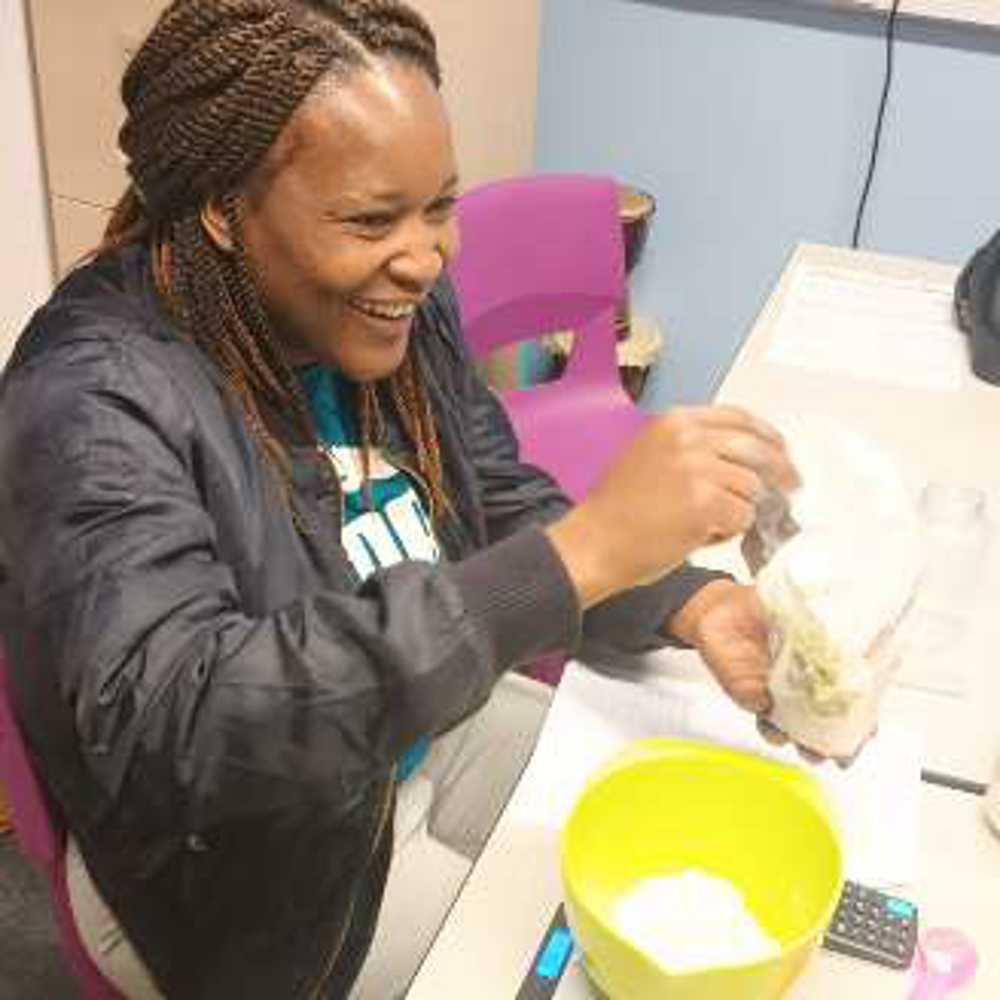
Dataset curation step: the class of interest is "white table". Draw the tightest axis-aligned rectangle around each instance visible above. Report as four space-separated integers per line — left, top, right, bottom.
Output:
407 776 999 999
407 244 1000 999
684 242 1000 788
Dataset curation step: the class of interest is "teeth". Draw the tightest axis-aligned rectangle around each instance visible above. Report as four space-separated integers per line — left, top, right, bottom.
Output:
350 298 416 321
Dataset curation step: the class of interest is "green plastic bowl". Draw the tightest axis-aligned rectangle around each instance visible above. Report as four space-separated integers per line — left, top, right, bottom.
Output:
561 738 843 1000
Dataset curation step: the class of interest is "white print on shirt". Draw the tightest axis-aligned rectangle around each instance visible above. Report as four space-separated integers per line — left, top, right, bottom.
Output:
321 442 438 577
342 496 439 577
321 443 398 495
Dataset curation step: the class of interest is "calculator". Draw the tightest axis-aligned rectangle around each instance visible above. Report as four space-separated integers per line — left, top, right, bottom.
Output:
822 880 918 970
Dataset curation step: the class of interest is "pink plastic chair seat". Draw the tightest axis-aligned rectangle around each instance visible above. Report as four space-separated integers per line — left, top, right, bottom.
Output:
0 655 125 998
499 377 647 500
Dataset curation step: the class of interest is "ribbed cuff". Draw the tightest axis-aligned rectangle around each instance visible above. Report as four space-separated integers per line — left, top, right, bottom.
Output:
656 565 734 648
580 562 732 652
446 526 581 672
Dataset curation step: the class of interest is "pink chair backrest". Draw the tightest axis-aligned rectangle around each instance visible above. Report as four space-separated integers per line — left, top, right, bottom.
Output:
449 173 625 383
0 654 61 866
447 174 640 685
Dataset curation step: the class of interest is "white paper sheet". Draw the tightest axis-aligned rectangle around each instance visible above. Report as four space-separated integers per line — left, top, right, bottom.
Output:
508 662 925 888
765 265 965 390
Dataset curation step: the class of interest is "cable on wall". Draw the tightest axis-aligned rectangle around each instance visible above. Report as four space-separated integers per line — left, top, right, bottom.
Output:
851 0 903 248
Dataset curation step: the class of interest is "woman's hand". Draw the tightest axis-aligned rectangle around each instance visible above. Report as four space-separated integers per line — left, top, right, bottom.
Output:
673 580 852 766
671 580 773 714
546 406 799 609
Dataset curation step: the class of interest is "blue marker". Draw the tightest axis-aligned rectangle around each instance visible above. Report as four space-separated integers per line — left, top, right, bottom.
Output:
536 928 574 980
518 907 576 999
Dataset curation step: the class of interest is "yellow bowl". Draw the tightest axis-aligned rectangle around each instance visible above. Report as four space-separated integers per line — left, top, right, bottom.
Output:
561 738 843 1000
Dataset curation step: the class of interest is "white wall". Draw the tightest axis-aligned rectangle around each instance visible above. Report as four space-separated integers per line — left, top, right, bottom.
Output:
537 0 1000 406
28 0 540 275
411 0 540 187
0 0 54 361
411 0 539 390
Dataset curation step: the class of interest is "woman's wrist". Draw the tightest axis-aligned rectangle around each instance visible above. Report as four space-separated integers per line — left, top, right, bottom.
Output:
544 511 624 611
667 579 741 646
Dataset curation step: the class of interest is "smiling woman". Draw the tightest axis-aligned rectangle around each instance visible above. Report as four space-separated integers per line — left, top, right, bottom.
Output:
0 3 800 999
219 61 461 381
96 0 458 524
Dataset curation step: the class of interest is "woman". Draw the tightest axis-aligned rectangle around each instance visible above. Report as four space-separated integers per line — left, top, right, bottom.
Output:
0 2 797 997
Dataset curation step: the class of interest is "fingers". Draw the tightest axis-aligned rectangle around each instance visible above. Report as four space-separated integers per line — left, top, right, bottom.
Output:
756 716 789 746
684 405 786 445
702 493 756 545
724 438 798 493
725 678 771 715
695 446 793 546
796 745 827 766
697 461 759 543
666 406 800 493
710 427 800 493
756 717 832 765
685 405 798 484
711 457 763 506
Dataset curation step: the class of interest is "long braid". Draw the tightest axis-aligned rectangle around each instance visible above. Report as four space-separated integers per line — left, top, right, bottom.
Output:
388 358 448 520
95 0 451 522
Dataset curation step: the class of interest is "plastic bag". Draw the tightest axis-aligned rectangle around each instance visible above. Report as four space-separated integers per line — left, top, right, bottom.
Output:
746 418 920 758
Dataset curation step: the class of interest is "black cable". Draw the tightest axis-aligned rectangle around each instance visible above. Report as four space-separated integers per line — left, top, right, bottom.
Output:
851 0 902 249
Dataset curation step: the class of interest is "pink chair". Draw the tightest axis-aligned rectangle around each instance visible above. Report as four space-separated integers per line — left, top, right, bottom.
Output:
449 174 651 685
448 173 649 502
0 655 125 998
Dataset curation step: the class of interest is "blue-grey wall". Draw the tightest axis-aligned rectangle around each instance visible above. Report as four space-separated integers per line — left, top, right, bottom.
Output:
534 0 1000 407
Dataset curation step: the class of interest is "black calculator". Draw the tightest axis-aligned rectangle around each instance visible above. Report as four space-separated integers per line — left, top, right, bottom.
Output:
823 880 918 970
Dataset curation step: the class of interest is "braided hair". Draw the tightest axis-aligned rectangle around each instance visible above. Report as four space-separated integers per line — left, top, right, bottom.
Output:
97 0 451 522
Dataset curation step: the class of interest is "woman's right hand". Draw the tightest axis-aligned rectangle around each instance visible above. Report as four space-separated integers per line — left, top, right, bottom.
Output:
545 406 799 608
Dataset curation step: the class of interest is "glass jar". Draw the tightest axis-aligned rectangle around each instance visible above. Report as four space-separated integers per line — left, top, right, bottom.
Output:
902 484 991 675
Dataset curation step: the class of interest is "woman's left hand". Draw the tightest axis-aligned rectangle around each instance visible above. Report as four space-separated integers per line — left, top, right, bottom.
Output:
671 580 831 764
673 580 773 714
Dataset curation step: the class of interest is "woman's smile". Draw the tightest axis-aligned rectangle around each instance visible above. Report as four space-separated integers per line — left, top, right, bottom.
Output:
347 295 418 321
346 294 420 341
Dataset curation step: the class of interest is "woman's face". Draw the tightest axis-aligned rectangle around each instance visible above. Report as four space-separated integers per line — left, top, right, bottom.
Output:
236 58 460 381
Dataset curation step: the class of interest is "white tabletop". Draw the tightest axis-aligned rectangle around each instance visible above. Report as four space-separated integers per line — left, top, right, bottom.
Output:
407 777 999 998
686 242 1000 787
407 243 1000 1000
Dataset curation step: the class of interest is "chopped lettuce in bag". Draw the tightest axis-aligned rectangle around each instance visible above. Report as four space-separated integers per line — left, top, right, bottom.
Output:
747 419 919 757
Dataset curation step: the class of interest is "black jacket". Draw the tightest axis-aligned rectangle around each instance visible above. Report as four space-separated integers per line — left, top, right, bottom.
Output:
0 246 716 998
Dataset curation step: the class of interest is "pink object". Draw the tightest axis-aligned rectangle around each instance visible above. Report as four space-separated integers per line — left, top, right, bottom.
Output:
0 655 125 998
449 173 649 503
449 175 650 688
907 927 978 999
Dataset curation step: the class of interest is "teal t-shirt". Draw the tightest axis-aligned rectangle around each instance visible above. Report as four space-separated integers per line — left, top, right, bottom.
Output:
298 364 435 782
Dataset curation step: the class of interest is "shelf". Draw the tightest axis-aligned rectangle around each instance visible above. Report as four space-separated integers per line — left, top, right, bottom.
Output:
811 0 1000 30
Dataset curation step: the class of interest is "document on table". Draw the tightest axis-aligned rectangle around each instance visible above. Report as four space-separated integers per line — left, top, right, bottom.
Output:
508 662 925 888
765 264 966 390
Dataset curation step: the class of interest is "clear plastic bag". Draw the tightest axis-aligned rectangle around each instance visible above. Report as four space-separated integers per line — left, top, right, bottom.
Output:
746 419 920 758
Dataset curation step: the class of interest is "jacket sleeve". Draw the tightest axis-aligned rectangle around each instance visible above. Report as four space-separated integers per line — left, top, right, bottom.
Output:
0 332 578 834
434 276 730 654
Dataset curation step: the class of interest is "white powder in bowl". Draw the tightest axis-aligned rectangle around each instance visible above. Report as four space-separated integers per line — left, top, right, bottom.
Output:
614 870 781 973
